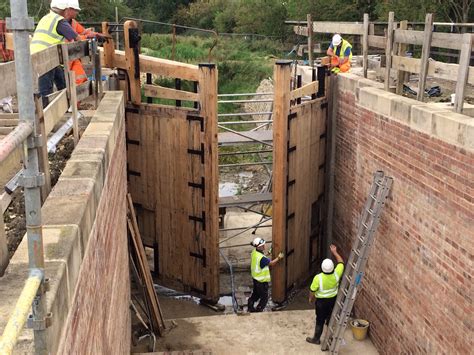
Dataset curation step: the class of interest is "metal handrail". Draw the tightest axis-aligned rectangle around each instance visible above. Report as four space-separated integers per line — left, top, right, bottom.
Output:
0 269 43 354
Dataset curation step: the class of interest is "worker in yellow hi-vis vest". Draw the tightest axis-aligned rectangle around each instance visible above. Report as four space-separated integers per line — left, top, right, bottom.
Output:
247 238 284 312
31 0 80 107
327 34 352 74
306 244 344 345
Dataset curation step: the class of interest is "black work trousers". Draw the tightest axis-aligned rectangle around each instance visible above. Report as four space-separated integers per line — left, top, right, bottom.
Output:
247 279 269 312
315 296 336 326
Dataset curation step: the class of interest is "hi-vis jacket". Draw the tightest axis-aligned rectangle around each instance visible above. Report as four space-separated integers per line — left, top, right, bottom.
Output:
310 263 344 298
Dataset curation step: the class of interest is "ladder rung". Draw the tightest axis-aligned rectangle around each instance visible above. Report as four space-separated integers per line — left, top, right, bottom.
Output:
353 248 360 256
358 235 365 243
345 275 352 282
343 288 348 297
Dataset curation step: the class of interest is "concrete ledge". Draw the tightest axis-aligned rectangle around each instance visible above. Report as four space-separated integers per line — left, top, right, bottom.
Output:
0 91 125 353
359 87 398 117
432 111 474 149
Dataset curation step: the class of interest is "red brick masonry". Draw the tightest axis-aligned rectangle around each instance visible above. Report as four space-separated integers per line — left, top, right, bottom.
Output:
333 79 473 354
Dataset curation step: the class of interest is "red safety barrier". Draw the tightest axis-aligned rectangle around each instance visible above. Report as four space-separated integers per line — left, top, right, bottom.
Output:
0 20 14 62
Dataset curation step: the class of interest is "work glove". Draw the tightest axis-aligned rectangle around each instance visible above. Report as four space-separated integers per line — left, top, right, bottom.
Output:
278 252 284 260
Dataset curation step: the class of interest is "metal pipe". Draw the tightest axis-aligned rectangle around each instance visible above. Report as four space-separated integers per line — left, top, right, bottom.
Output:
220 240 273 249
219 250 239 313
218 99 274 104
218 120 273 125
219 224 272 232
0 121 33 164
219 218 272 244
0 269 43 355
218 92 273 97
9 0 47 352
250 122 272 131
218 112 273 117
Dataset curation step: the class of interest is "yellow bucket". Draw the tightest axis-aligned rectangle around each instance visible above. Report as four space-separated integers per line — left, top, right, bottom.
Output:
350 319 369 340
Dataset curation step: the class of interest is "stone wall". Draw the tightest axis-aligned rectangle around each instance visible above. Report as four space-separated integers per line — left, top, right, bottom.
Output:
333 73 473 354
0 91 129 353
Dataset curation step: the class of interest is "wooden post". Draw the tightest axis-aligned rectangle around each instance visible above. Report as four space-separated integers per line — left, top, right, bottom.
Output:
198 63 219 302
454 33 472 113
102 22 115 68
272 60 292 304
0 198 9 275
384 12 395 91
362 13 369 78
60 44 71 101
34 96 52 202
307 14 314 67
396 20 408 95
124 20 141 105
68 71 79 145
417 13 433 102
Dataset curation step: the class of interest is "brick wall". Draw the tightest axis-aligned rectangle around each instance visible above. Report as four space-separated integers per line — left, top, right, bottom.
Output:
333 74 473 354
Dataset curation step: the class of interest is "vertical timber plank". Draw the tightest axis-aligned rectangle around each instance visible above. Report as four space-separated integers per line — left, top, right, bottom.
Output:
68 71 79 145
362 13 369 78
417 13 433 102
307 14 313 67
34 96 51 202
454 33 472 113
384 12 395 91
272 61 292 303
102 22 115 68
396 20 408 95
199 63 219 301
0 213 8 275
124 20 141 105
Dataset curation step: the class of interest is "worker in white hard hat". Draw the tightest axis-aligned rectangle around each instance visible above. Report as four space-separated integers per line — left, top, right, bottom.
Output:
247 237 284 312
326 34 352 74
30 0 81 107
306 244 344 345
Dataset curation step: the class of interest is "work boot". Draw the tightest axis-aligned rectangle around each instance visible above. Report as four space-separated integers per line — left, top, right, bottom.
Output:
306 324 323 345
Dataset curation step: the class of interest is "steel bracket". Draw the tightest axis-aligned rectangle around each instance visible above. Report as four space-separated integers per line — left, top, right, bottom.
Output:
6 17 34 31
26 135 43 148
27 312 52 330
18 172 45 188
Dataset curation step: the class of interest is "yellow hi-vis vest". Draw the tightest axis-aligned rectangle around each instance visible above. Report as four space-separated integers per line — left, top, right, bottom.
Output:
310 263 344 298
251 249 271 283
336 39 352 61
30 11 65 54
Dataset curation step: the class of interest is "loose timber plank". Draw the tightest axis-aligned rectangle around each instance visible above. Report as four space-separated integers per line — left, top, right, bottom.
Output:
289 81 318 101
362 14 369 78
0 127 14 135
0 118 19 126
219 193 272 207
368 35 386 49
454 33 473 113
218 130 273 145
272 61 292 304
0 45 60 99
417 14 434 102
143 84 199 102
396 21 409 95
127 193 165 335
394 29 465 50
384 12 395 91
44 89 68 135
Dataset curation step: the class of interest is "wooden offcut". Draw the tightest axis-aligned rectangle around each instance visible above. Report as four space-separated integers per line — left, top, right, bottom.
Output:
417 14 434 102
384 12 395 91
127 194 165 336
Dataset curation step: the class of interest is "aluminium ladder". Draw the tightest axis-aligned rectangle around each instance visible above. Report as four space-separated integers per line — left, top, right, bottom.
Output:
321 170 393 354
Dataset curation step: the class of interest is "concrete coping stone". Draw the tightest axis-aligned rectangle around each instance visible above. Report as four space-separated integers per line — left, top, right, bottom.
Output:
352 81 474 151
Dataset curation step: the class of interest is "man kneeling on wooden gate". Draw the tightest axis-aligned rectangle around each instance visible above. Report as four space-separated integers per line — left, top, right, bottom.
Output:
247 238 284 312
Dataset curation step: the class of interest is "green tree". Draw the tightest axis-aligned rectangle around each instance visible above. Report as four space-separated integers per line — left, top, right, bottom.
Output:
234 0 288 37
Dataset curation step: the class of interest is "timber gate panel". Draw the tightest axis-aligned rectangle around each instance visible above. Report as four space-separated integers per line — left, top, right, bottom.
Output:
125 72 219 301
273 62 327 303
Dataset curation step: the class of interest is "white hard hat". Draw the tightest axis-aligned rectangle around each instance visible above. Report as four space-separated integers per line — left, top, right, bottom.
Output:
332 34 342 46
50 0 69 10
321 258 334 273
67 0 81 10
251 238 265 248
